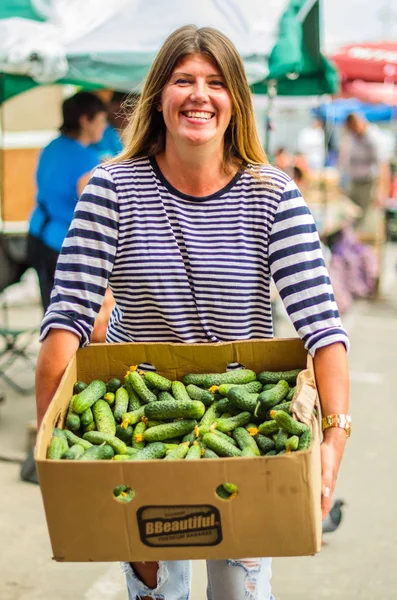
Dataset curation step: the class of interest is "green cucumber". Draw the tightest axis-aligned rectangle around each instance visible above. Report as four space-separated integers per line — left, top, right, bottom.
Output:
63 429 92 450
182 369 256 388
227 388 259 414
257 420 279 436
73 381 87 394
262 384 276 391
265 450 277 456
143 420 196 443
115 424 134 445
113 453 138 461
297 428 312 451
131 442 167 461
144 399 205 421
66 396 80 432
223 482 238 495
125 446 140 456
121 406 145 427
285 435 299 451
80 407 94 427
233 427 260 456
52 428 69 453
200 443 219 459
202 433 243 457
144 372 172 392
124 374 142 410
132 421 147 450
216 485 233 499
92 400 116 435
218 381 262 397
212 429 237 446
62 444 85 460
215 397 233 413
79 444 115 460
255 380 289 415
114 387 130 423
83 421 96 433
270 410 310 436
266 401 291 419
125 370 157 404
47 436 65 459
287 386 296 401
245 423 259 436
257 369 302 386
255 433 276 454
171 381 191 403
158 391 175 402
103 392 115 406
83 431 127 454
73 380 107 414
212 411 251 434
106 378 121 393
197 402 220 436
185 443 202 460
186 384 215 406
275 429 289 452
183 430 197 444
164 442 190 460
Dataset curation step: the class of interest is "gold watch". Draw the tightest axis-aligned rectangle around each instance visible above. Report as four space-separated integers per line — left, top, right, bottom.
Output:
322 414 352 438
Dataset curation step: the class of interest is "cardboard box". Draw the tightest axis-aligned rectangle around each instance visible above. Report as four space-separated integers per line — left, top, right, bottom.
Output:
35 338 322 562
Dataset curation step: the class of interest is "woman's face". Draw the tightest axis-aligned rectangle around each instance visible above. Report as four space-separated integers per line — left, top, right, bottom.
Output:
159 53 233 151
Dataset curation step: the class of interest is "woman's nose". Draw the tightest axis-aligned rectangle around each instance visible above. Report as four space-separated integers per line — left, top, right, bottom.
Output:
189 83 208 103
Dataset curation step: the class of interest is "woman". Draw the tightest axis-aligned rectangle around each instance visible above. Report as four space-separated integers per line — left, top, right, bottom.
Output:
28 91 107 311
35 26 350 600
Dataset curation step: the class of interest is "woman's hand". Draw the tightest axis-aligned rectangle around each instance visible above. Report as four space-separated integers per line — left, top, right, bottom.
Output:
320 427 347 519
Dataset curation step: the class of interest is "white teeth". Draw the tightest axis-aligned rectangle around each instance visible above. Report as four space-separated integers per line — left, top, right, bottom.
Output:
184 111 213 120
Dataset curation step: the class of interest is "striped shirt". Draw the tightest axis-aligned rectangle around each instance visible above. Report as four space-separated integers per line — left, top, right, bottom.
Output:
40 157 349 356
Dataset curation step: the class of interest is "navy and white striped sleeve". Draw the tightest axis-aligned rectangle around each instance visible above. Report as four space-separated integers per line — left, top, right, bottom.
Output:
40 167 119 347
268 179 349 356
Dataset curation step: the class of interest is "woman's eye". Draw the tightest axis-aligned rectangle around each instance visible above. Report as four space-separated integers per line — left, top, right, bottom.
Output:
174 78 190 85
210 80 226 87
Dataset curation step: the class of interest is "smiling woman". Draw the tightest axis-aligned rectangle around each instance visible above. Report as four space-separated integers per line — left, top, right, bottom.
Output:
35 24 350 600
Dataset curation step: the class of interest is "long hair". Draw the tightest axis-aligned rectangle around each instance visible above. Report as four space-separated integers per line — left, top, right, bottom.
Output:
113 25 268 171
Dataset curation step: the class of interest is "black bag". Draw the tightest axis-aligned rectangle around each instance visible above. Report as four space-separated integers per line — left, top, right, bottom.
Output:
0 234 30 293
20 449 39 485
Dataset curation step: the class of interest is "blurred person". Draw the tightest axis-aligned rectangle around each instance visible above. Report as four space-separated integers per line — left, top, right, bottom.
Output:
297 117 325 171
35 25 350 600
273 146 293 174
91 91 139 160
342 112 389 226
27 91 107 311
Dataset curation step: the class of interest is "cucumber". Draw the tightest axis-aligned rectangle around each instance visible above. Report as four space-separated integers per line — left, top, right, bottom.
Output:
113 453 138 461
266 401 291 419
144 372 172 392
132 421 147 450
114 387 130 423
186 384 215 406
121 405 145 427
164 442 190 460
262 384 276 391
115 424 134 445
92 400 116 435
200 444 219 459
183 430 197 444
106 378 121 393
197 402 220 436
62 444 85 460
143 420 196 443
79 444 115 460
218 381 262 397
52 428 69 453
73 381 87 394
212 429 237 446
257 369 301 386
83 421 96 433
275 429 289 452
146 420 165 428
157 391 175 402
223 482 238 495
80 407 94 427
265 450 277 456
83 431 127 455
227 388 259 414
212 411 251 434
287 386 296 401
125 446 140 456
73 380 107 414
103 392 115 406
233 427 260 457
125 371 157 404
257 420 279 436
63 429 93 450
182 369 256 388
171 381 191 403
131 442 167 461
47 436 65 459
270 410 310 436
255 380 289 415
185 443 202 460
255 433 276 454
124 374 142 410
66 396 80 432
202 433 243 457
216 485 233 499
297 428 312 451
215 397 233 413
144 399 205 421
245 423 259 436
285 435 299 452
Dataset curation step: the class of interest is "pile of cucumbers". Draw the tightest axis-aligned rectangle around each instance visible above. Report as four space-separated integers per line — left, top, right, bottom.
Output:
47 366 313 462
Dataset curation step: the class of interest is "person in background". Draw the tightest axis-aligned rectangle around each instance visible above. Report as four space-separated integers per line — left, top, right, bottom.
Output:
341 112 389 227
297 117 326 171
273 146 293 175
27 91 107 311
35 25 350 599
92 91 139 160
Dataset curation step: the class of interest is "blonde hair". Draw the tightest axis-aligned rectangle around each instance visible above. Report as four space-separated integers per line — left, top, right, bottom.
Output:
113 25 268 172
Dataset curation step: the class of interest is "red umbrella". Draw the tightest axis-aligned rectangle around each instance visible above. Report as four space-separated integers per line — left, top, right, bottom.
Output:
330 42 397 84
342 80 397 105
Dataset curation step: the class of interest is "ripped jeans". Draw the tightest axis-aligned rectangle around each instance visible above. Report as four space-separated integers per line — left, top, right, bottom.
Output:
123 558 274 599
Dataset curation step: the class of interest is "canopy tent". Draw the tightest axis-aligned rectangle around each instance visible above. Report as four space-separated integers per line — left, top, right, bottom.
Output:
0 0 338 102
312 97 397 124
330 42 397 105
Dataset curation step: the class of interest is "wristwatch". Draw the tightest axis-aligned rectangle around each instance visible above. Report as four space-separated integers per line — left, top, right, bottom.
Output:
322 414 352 438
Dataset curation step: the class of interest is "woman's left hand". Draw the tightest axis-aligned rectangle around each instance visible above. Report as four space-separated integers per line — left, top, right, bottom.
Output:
320 427 347 519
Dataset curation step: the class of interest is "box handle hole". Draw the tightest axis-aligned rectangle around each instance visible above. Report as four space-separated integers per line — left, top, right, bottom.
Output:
216 483 239 501
113 485 135 503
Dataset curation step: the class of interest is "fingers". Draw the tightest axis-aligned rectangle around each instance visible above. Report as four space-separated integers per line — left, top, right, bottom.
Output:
321 481 334 520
